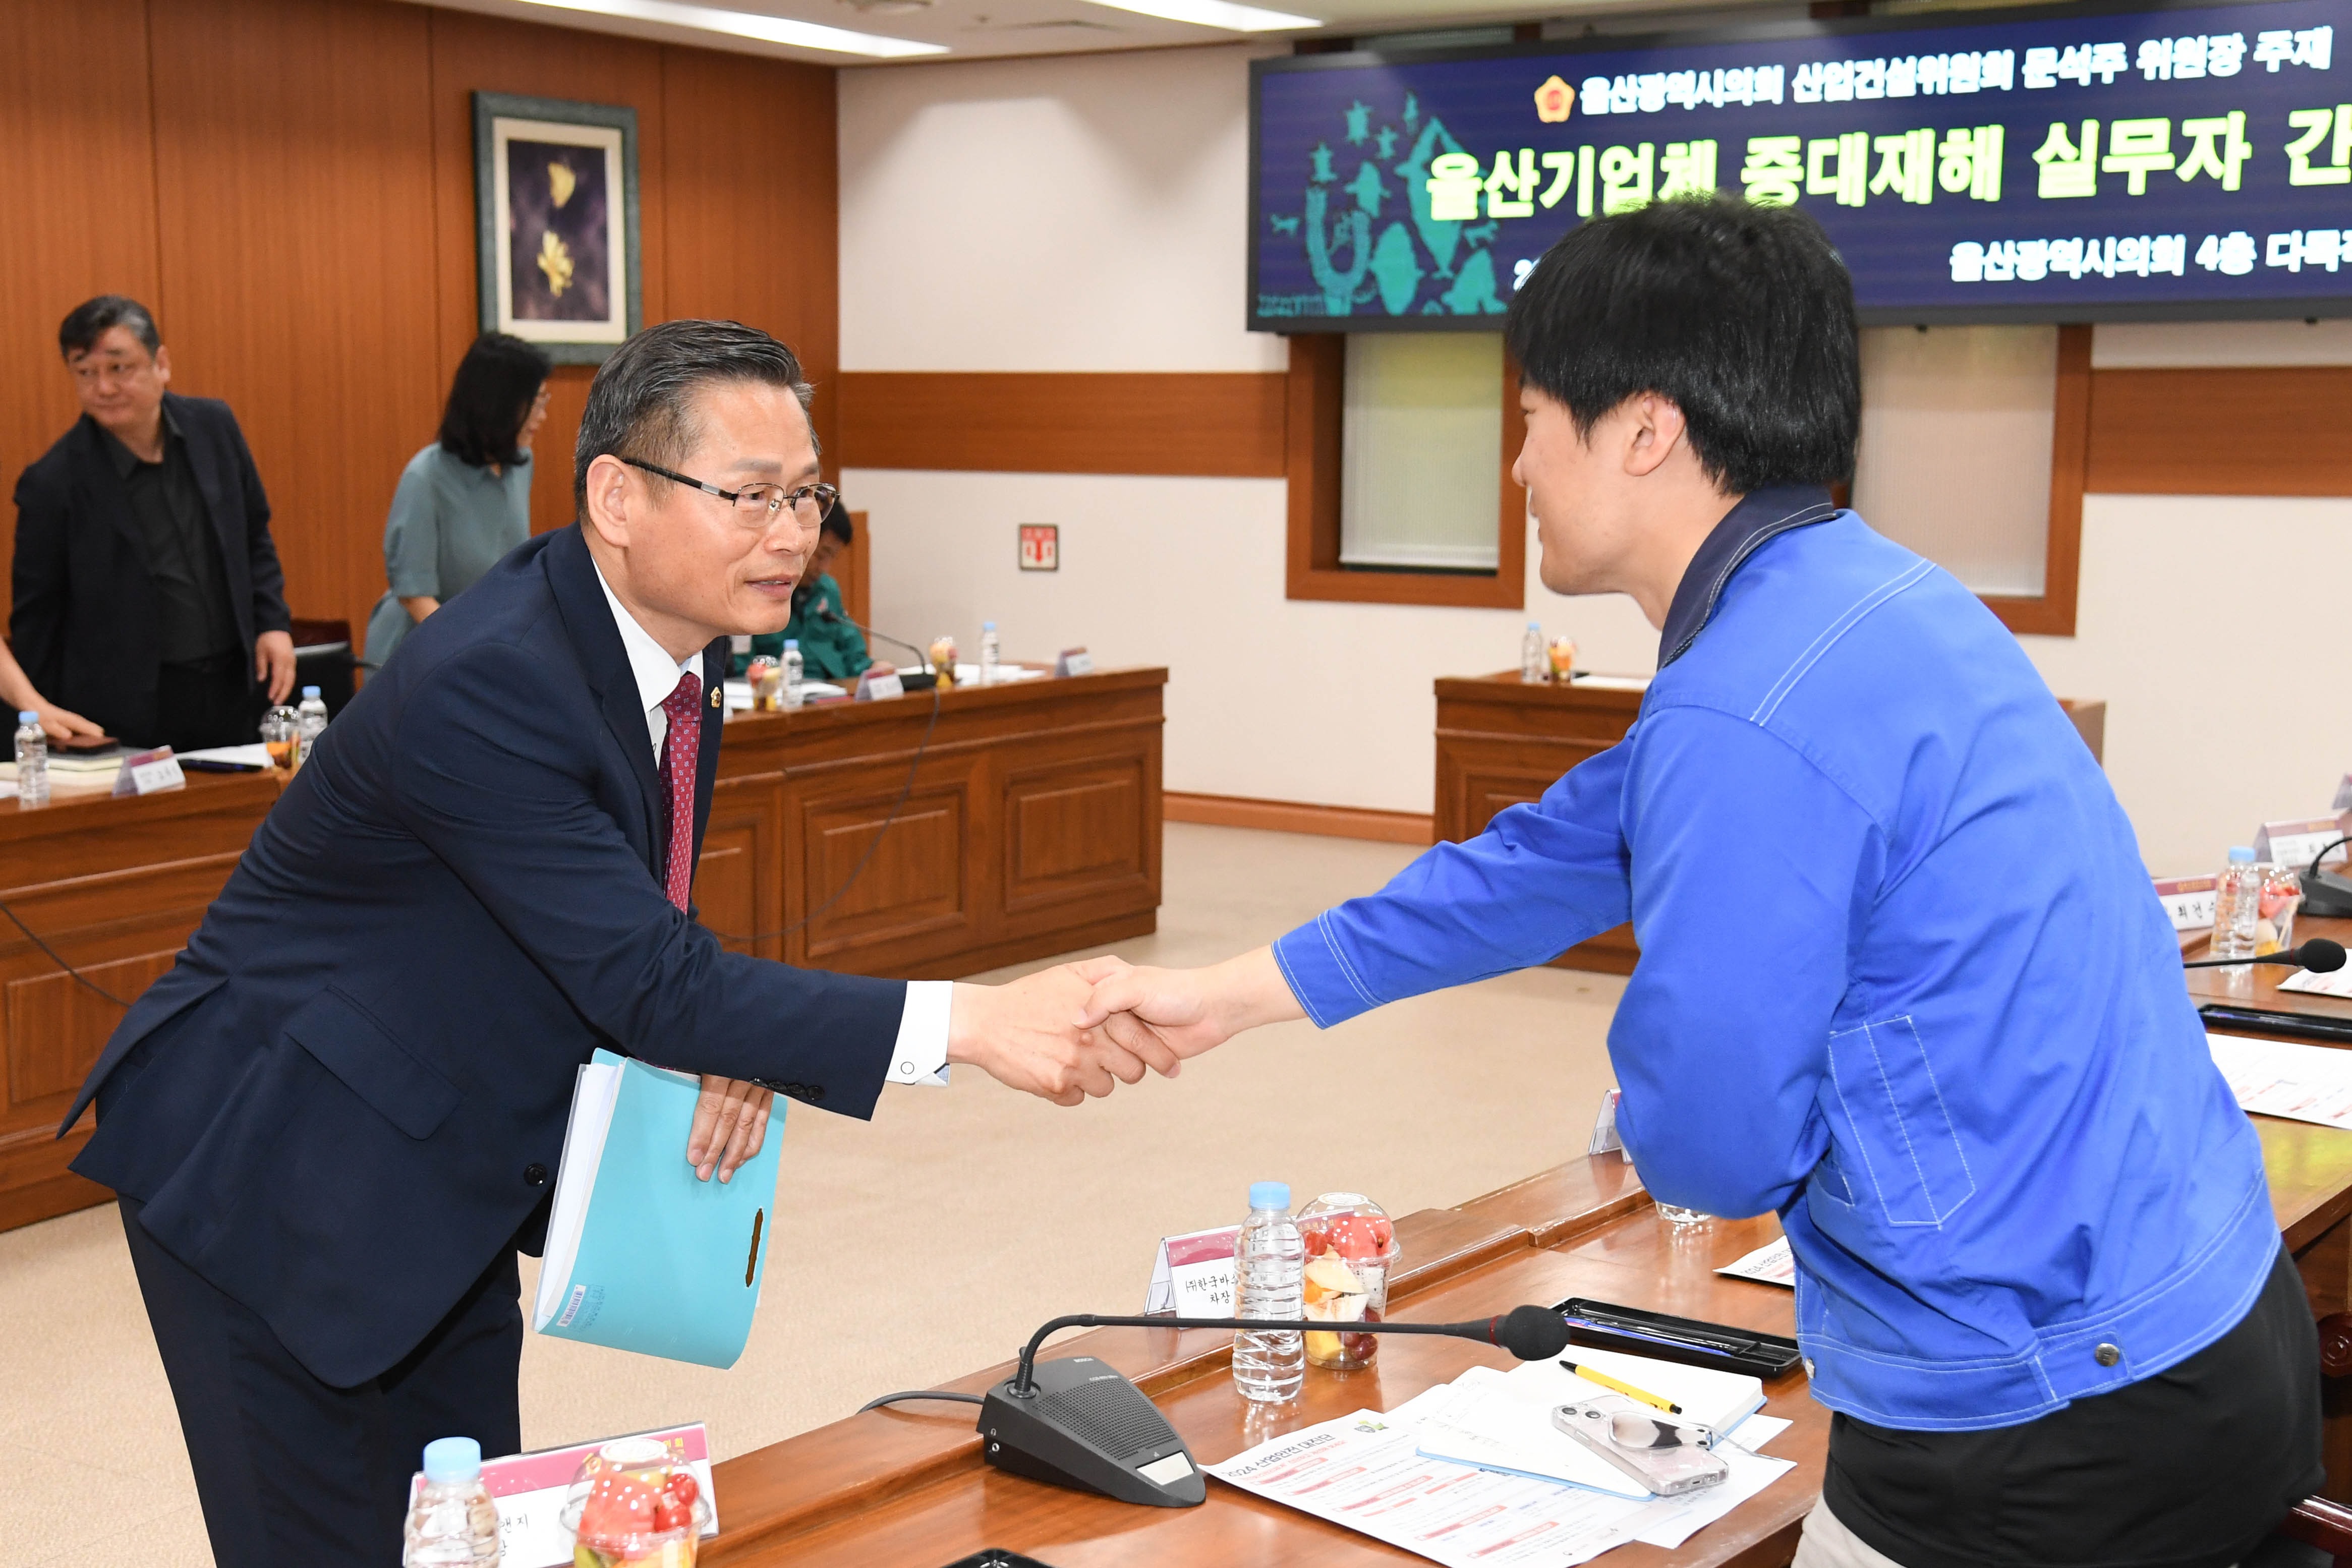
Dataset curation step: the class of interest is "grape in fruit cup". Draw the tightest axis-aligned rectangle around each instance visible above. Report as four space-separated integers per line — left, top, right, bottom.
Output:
559 1437 709 1567
1297 1194 1399 1369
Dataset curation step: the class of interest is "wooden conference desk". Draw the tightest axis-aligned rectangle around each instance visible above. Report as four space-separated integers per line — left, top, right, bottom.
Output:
2187 914 2352 1031
1432 671 2108 976
0 667 1167 1234
698 1100 2352 1568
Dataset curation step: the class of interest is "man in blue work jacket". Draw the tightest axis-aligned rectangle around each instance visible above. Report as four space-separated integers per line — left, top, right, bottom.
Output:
1081 200 2321 1565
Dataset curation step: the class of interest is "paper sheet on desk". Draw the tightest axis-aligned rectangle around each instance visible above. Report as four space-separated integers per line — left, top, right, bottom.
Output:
2281 965 2352 1000
177 743 273 769
1204 1384 1793 1567
2209 1032 2352 1129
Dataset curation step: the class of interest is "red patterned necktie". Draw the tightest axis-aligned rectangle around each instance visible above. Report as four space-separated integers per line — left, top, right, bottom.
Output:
658 671 702 911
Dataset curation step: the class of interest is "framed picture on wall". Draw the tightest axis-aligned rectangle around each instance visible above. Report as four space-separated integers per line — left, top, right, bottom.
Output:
473 92 641 363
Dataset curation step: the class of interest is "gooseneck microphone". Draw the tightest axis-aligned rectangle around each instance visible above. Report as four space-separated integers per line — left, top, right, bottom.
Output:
947 1305 1572 1509
2184 937 2346 973
810 600 936 683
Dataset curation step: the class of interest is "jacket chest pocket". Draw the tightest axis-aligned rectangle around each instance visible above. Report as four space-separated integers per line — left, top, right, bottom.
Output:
1822 1015 1977 1228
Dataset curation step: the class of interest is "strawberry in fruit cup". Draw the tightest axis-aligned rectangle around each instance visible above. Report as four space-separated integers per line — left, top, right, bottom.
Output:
563 1439 709 1566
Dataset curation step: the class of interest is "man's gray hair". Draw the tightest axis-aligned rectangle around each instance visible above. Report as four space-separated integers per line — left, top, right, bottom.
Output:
574 319 815 511
59 296 161 359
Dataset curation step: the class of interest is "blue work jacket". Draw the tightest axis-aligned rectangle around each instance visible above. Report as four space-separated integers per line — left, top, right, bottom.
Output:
1272 488 2276 1431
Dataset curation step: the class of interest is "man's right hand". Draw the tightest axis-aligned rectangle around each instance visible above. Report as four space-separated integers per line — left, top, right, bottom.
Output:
947 958 1177 1106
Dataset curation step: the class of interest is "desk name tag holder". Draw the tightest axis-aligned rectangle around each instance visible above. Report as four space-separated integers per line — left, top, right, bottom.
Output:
2154 875 2219 932
1055 647 1094 678
2255 817 2351 873
407 1422 717 1568
1142 1225 1237 1315
854 668 905 702
113 746 185 797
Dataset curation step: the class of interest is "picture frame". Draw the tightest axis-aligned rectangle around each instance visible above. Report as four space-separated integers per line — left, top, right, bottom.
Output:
473 91 642 363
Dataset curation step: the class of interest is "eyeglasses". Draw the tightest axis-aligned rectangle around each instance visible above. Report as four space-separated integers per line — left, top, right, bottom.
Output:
619 456 837 532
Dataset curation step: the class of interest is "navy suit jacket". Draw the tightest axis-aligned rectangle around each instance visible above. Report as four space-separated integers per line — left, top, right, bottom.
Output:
12 392 293 741
62 524 905 1387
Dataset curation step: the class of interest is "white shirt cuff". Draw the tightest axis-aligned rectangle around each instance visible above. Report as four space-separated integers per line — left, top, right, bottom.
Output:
886 981 953 1087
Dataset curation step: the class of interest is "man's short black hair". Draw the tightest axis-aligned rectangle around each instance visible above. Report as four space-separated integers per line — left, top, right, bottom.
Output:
59 296 161 360
575 319 814 512
1504 198 1859 493
820 498 852 546
440 333 552 470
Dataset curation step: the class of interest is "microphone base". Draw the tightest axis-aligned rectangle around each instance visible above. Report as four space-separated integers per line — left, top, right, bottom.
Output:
896 671 938 691
977 1356 1206 1508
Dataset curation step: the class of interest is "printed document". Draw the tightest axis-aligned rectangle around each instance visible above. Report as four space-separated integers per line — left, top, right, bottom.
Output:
2208 1032 2352 1130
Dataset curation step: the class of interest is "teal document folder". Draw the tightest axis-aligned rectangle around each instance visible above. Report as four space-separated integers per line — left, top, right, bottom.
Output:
531 1049 782 1368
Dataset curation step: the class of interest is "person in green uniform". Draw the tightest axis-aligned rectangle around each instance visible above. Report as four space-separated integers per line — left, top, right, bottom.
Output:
736 501 873 681
363 334 552 669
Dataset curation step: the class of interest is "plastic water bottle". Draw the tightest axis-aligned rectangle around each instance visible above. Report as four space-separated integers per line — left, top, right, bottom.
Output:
2211 846 2265 966
1232 1180 1306 1404
403 1436 500 1565
296 686 329 770
980 621 1001 686
13 712 46 809
781 639 805 710
1520 622 1547 683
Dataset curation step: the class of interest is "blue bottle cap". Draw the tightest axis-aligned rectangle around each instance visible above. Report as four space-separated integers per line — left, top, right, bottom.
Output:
17 711 36 726
984 621 997 630
421 1436 481 1482
302 686 321 699
784 639 798 650
2229 846 2257 862
1249 1181 1290 1211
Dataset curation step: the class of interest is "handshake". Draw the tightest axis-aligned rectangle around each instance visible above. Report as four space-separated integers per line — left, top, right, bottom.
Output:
944 949 1302 1107
689 948 1302 1180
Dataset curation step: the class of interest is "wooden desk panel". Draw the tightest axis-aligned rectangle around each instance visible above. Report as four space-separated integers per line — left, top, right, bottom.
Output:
711 668 1164 980
0 771 284 1232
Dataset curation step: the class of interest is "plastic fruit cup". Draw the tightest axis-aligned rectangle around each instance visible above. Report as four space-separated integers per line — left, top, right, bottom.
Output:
1297 1192 1399 1369
559 1437 708 1566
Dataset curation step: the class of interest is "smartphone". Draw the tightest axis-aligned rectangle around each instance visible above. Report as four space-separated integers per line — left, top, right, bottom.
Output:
1552 1397 1730 1497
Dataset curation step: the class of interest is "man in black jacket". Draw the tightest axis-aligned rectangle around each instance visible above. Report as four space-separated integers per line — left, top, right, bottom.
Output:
13 295 296 749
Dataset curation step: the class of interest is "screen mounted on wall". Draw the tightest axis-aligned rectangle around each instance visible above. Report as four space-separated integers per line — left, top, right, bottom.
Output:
1249 0 2352 329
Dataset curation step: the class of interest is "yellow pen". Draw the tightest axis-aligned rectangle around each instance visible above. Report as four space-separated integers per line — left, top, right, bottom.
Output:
1561 1360 1683 1415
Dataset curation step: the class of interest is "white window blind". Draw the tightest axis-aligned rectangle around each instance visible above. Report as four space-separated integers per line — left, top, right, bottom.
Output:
1852 324 2057 598
1340 333 1504 572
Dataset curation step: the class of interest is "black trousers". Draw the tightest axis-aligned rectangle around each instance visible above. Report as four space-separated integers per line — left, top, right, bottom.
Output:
153 654 266 752
118 1198 523 1568
1824 1242 2324 1568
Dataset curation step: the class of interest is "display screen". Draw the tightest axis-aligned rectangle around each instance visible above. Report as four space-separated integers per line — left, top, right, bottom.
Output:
1249 0 2352 328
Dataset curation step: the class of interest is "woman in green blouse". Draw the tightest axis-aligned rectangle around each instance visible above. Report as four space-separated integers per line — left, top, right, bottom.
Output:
363 334 552 669
737 502 872 682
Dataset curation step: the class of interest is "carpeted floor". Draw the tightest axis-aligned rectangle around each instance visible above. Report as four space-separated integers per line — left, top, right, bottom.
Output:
0 823 1626 1566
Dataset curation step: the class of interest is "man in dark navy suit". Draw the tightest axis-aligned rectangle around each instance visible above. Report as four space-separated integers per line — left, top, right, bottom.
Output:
59 320 1165 1566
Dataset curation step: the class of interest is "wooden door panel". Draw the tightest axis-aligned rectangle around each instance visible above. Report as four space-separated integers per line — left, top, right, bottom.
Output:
697 823 759 956
799 784 973 962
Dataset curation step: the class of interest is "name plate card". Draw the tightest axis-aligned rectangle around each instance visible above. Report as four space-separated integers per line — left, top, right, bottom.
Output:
2253 817 2349 873
112 746 184 797
1587 1087 1625 1156
854 668 904 702
2335 774 2352 814
1143 1225 1239 1316
408 1423 717 1568
1055 646 1094 678
2153 875 2218 932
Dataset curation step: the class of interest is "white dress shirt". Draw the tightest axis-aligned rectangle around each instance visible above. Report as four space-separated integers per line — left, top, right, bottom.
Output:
593 561 950 1086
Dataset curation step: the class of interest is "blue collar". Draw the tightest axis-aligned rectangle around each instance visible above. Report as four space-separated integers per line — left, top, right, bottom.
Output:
1656 485 1841 670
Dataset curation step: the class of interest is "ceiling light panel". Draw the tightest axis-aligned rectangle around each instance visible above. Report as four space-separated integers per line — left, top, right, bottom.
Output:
514 0 950 55
1083 0 1319 30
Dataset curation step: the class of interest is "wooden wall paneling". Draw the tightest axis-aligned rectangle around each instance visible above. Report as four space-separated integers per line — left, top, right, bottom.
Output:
836 372 1287 478
792 754 984 967
425 8 672 540
146 0 442 647
701 772 783 958
2086 362 2352 496
660 46 840 473
1981 322 2088 637
0 0 162 594
1285 335 1526 609
834 509 871 630
1001 752 1155 921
